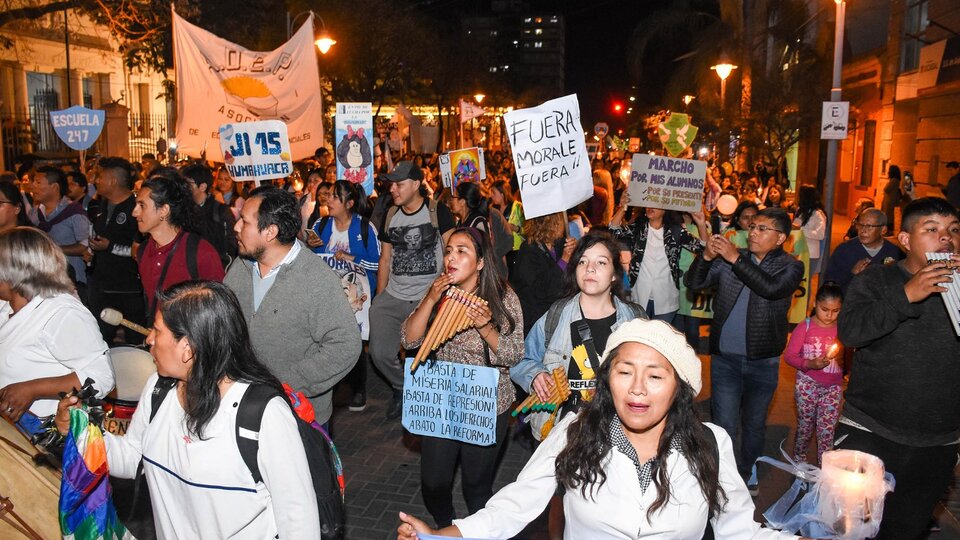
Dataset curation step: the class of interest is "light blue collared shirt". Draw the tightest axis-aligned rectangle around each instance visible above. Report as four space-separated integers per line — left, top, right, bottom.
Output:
251 240 302 312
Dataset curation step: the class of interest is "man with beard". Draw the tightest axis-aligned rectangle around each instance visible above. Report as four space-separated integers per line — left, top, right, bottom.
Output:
224 186 360 427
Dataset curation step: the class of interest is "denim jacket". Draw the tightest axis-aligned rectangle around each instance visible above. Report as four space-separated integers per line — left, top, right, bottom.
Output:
510 293 646 438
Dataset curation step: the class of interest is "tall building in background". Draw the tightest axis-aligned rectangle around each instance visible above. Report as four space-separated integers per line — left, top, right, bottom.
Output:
462 2 565 104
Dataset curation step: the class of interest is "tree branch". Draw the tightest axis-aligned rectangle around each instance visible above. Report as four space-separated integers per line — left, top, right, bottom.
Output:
0 0 76 27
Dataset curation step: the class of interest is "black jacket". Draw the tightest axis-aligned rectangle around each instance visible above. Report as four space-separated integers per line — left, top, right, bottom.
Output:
196 197 238 267
839 262 960 446
509 239 567 335
685 247 803 359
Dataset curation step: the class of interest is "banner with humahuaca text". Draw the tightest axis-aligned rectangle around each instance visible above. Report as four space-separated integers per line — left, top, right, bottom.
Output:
172 8 323 162
504 94 593 219
402 359 499 446
627 154 707 213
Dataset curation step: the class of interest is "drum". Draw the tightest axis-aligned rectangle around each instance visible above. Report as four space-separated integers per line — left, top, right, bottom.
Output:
0 418 60 539
104 346 157 435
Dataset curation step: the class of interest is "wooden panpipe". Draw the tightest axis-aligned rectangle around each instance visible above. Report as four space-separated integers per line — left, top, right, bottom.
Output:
512 367 572 417
410 287 488 372
928 252 960 336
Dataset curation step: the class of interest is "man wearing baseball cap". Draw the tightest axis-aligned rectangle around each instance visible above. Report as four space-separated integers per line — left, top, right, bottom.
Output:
370 161 455 419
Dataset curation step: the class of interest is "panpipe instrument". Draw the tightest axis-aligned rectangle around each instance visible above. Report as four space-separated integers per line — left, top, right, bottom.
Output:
927 252 960 336
512 367 572 416
410 287 488 372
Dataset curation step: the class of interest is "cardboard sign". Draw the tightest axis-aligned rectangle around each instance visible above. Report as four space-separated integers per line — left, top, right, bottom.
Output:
657 113 698 157
335 103 375 195
627 154 707 212
438 147 486 188
219 120 293 182
820 101 849 140
317 255 371 340
504 94 593 219
402 359 499 446
49 106 104 151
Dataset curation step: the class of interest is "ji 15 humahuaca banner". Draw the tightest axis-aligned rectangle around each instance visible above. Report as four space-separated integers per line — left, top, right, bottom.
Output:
504 94 593 219
172 8 323 162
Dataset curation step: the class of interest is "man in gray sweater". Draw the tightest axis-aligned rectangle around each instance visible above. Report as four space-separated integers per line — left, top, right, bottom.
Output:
225 186 360 426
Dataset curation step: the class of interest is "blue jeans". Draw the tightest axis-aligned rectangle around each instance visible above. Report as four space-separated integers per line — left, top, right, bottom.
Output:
710 353 780 478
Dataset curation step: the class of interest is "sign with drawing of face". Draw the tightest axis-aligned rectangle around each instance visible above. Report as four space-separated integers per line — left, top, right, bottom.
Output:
335 103 375 195
317 254 371 339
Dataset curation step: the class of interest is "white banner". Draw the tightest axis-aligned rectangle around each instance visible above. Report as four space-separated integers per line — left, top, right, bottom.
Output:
219 120 293 182
504 94 593 219
173 8 323 162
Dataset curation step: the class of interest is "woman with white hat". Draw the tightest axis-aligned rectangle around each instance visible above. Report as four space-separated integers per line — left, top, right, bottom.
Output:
397 318 805 539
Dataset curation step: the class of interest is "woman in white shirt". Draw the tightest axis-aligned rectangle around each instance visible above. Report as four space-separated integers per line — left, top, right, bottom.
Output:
56 280 321 539
792 186 827 274
0 227 113 433
610 191 707 325
398 319 807 540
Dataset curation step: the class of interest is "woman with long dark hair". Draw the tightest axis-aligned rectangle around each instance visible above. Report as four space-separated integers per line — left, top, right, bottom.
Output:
449 181 490 232
398 319 807 539
55 281 321 538
728 200 760 232
400 226 524 528
792 186 826 273
489 180 524 250
509 212 574 334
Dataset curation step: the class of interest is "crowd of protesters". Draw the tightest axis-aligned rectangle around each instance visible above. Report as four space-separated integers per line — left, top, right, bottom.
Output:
0 144 957 540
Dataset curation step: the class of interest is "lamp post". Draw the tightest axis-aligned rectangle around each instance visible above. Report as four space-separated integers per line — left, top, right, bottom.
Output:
820 0 846 275
711 60 738 163
286 11 337 54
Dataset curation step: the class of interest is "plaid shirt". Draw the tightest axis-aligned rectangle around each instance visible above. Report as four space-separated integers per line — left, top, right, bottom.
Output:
608 420 683 493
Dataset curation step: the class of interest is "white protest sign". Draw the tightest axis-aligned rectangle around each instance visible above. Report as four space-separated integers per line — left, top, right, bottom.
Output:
219 120 293 182
504 94 593 219
820 101 849 140
402 359 499 446
317 254 371 340
627 154 707 213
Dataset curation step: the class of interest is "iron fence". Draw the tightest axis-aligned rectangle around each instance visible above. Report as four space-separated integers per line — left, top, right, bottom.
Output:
127 112 170 164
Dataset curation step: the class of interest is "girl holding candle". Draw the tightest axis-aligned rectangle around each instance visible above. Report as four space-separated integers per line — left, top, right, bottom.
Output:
398 319 806 539
783 282 845 464
400 226 524 528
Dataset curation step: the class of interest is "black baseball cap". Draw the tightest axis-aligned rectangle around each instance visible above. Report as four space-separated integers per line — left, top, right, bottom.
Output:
384 161 424 182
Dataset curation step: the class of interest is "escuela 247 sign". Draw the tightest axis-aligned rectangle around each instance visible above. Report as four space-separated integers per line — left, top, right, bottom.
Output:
627 154 707 213
49 106 105 151
504 94 593 219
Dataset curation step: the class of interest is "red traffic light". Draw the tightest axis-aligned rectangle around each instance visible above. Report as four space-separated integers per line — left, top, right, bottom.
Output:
613 102 624 113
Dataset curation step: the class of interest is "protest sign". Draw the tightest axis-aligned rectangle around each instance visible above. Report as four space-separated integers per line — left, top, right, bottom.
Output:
49 106 104 151
627 154 707 213
172 9 323 161
219 120 292 183
504 94 593 219
658 113 698 157
401 359 499 446
317 254 371 339
438 147 486 188
335 103 375 195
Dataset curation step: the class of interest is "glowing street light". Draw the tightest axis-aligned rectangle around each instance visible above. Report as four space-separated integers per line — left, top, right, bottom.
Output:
287 11 336 55
315 34 337 55
682 94 696 107
710 61 738 106
474 94 486 104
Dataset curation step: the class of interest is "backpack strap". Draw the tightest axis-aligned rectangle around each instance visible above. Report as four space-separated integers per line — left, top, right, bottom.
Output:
383 205 400 232
316 216 331 238
360 215 370 249
427 198 439 230
128 376 177 520
185 232 200 280
543 300 566 350
235 383 284 484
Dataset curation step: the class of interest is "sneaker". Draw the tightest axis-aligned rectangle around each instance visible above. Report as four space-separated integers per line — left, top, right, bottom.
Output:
747 481 760 497
385 391 403 420
348 392 367 412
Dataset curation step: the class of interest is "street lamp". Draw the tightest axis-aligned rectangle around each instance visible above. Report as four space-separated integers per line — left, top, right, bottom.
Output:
286 11 336 54
473 94 486 104
711 59 738 163
821 0 847 274
682 94 696 107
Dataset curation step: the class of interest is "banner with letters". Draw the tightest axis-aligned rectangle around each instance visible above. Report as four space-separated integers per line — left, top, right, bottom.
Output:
334 103 375 196
504 94 593 219
627 154 707 213
317 254 371 339
401 359 499 446
173 8 323 162
219 120 292 182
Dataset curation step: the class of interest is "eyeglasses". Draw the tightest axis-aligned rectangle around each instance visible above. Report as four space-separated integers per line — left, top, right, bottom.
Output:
855 221 884 230
748 223 784 234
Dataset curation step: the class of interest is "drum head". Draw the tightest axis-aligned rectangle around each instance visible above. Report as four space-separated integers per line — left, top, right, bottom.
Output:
109 346 157 402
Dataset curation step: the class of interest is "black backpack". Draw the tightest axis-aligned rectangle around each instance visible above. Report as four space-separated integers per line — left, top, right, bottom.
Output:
147 379 346 539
